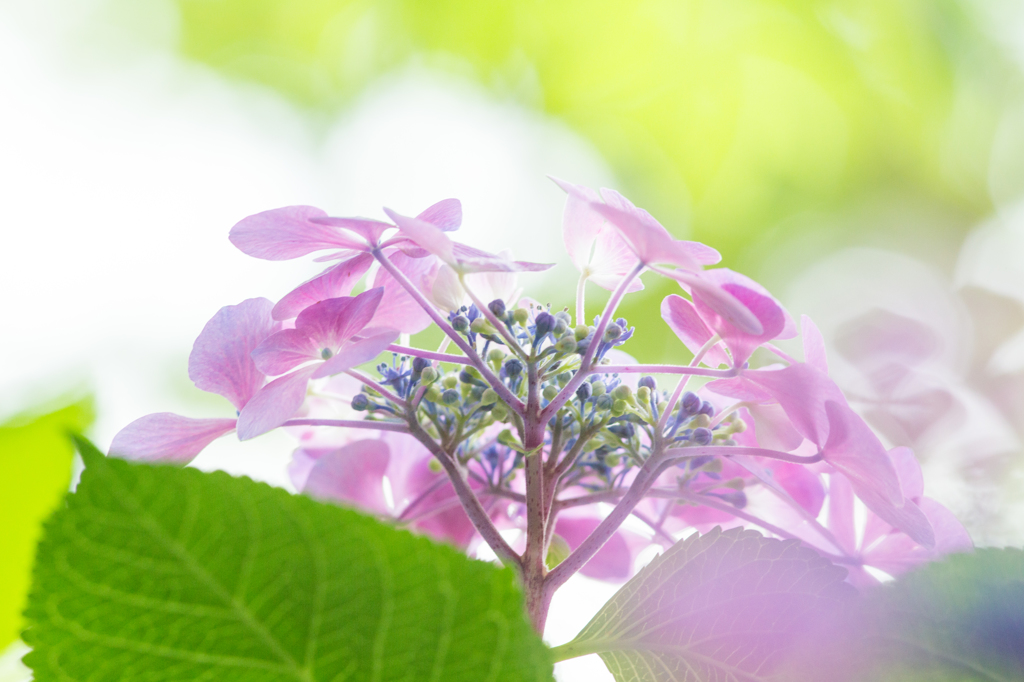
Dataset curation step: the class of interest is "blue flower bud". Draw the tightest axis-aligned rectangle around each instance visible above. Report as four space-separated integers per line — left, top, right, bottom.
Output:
504 358 523 376
412 356 431 373
488 299 506 318
692 427 713 445
699 400 715 417
441 389 461 405
452 315 470 332
681 391 701 415
351 394 370 411
638 376 657 391
596 394 614 410
576 382 592 401
604 324 622 342
534 311 556 341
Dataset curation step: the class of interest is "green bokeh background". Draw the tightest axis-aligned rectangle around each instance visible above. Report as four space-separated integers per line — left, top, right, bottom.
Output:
174 0 1021 258
167 0 1024 360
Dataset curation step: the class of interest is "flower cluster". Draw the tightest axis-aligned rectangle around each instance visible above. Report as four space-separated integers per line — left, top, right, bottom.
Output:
111 178 970 629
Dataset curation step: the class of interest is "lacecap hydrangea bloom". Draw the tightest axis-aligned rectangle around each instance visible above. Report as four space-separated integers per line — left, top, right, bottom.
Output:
111 179 970 630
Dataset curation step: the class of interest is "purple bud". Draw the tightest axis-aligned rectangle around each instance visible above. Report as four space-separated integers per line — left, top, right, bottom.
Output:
638 376 657 391
576 382 592 401
488 299 507 317
534 312 556 340
452 315 470 332
351 394 370 411
412 357 431 373
699 400 715 417
681 391 701 415
603 324 623 342
441 389 461 405
504 358 523 376
692 427 713 445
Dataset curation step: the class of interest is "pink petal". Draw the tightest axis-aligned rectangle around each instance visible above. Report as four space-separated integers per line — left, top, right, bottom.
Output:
853 482 935 548
383 207 456 263
272 253 373 321
742 364 846 446
301 439 392 514
369 251 437 334
188 297 279 410
451 242 554 274
747 403 805 452
236 366 317 440
689 269 793 366
294 287 384 349
309 216 392 245
312 330 398 379
826 473 858 555
822 400 904 507
590 200 701 270
919 497 972 554
555 516 635 581
552 177 606 272
229 206 364 260
668 269 764 336
251 328 318 376
109 413 236 464
888 446 924 499
661 294 731 367
768 461 825 516
587 227 646 292
416 198 462 231
801 315 829 374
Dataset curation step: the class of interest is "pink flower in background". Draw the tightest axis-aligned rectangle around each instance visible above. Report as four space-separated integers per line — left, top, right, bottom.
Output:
243 288 397 439
110 297 280 463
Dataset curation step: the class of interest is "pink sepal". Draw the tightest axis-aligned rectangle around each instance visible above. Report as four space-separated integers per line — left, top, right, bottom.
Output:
294 288 383 349
251 328 319 376
301 440 392 514
272 253 373 321
313 330 398 378
416 197 462 231
236 366 317 440
109 413 236 464
554 515 638 582
229 205 364 260
188 297 279 410
661 294 731 367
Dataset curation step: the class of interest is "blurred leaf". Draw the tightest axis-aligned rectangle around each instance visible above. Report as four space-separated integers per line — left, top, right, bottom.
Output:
0 399 93 650
24 437 553 682
550 526 853 681
811 548 1024 682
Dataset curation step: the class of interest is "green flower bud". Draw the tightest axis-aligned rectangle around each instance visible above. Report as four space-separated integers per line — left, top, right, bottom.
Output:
420 366 438 383
612 399 628 416
513 308 529 325
553 319 568 336
692 413 711 428
442 374 459 389
611 384 633 402
554 336 576 354
542 385 559 401
497 429 518 448
428 459 444 473
470 317 493 334
487 348 505 364
556 372 572 387
491 402 508 421
591 380 606 397
703 458 723 473
637 386 651 404
425 385 442 403
481 388 499 405
574 324 591 341
604 454 621 467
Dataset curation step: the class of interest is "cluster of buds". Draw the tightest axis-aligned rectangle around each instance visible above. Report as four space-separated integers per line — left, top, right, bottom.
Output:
109 177 971 631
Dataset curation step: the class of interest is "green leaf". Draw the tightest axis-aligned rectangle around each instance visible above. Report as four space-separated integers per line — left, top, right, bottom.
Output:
813 548 1024 682
0 399 93 649
24 437 552 682
551 526 853 681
